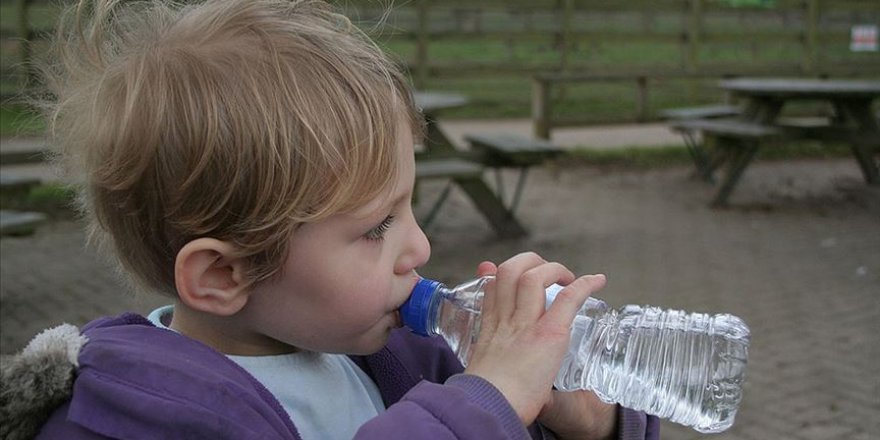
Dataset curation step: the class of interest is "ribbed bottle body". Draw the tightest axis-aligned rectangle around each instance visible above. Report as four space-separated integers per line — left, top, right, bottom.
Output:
555 304 749 433
402 277 750 433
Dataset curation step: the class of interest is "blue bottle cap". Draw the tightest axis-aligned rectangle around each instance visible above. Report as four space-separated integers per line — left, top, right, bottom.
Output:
400 278 442 336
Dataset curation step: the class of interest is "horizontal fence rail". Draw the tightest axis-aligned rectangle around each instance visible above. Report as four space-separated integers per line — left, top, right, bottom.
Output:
4 0 879 127
530 64 879 139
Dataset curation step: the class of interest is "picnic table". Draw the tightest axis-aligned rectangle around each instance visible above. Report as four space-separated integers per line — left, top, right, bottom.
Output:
671 78 880 205
413 91 528 237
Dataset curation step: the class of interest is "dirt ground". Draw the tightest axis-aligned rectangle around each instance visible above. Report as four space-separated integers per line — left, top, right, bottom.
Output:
2 157 878 439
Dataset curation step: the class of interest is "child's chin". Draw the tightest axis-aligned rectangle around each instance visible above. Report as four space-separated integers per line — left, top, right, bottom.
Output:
346 334 391 356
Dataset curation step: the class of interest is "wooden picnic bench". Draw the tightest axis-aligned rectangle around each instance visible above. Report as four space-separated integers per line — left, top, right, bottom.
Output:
413 133 564 237
414 91 530 237
415 157 484 229
669 118 783 203
0 174 47 236
667 78 880 206
465 133 563 214
415 91 568 237
0 174 42 196
660 104 741 121
0 210 47 236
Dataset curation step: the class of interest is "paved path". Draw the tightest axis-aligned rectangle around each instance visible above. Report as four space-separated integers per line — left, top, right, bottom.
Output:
2 121 878 440
420 158 880 440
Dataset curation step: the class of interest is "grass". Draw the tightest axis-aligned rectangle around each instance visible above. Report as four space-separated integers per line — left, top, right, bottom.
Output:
0 182 77 219
0 103 44 136
0 3 60 34
0 3 875 135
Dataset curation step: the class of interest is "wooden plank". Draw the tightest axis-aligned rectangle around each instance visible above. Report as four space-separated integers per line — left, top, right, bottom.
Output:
532 78 551 139
0 209 46 236
804 0 819 73
719 79 880 99
415 0 687 10
532 62 880 83
700 31 804 42
466 133 562 167
466 134 557 152
414 0 429 88
669 118 782 138
416 158 484 180
636 76 649 122
686 0 702 72
0 174 41 191
0 149 47 165
660 104 741 120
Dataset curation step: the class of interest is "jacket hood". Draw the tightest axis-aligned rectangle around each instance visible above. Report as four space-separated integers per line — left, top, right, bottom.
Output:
1 323 87 440
2 313 299 440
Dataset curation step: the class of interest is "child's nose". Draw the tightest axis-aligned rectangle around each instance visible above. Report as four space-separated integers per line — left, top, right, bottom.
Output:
396 222 431 274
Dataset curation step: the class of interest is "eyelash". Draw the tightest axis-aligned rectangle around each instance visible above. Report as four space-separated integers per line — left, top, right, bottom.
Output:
364 215 395 241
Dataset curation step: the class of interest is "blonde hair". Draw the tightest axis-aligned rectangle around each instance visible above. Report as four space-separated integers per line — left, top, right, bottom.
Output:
40 0 423 296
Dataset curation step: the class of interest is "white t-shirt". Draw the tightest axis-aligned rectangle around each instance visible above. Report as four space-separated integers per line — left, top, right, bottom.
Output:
147 306 385 439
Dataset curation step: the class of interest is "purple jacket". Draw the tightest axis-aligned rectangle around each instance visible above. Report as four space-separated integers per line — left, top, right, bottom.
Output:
37 313 659 439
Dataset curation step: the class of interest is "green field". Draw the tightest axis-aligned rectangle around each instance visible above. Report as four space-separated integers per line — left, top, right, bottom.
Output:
2 1 878 135
0 103 43 136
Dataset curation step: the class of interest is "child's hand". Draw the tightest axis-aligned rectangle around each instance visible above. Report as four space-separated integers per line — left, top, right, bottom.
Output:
463 253 607 426
537 390 618 440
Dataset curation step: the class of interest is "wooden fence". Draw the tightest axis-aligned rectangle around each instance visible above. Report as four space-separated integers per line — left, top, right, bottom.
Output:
334 0 880 84
530 64 872 138
6 0 880 125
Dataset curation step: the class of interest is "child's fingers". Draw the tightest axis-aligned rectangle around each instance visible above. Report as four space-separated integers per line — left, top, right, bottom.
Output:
514 262 575 321
476 261 497 277
476 261 498 326
543 274 606 330
490 253 549 320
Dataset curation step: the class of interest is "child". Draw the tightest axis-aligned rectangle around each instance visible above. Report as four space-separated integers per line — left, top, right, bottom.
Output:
2 1 659 439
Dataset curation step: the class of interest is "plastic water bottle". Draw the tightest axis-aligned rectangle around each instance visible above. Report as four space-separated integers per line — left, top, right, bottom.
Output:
399 276 750 433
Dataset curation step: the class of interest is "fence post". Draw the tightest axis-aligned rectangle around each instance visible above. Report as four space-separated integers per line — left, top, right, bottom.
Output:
559 0 573 72
686 0 703 73
552 0 574 103
532 77 551 140
636 76 649 122
803 0 819 73
17 0 36 87
415 0 429 88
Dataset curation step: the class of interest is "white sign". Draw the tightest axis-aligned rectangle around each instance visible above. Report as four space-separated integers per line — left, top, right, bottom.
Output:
850 25 878 52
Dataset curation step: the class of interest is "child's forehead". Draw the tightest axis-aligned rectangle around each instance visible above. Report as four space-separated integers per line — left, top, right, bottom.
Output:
347 136 414 220
348 191 399 221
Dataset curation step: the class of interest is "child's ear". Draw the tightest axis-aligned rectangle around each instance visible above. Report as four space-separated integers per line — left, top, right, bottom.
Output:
175 238 250 316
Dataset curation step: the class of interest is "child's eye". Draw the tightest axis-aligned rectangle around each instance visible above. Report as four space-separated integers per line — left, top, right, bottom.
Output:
364 215 395 241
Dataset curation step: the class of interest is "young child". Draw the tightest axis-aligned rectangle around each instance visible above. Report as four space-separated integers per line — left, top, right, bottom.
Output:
2 1 659 439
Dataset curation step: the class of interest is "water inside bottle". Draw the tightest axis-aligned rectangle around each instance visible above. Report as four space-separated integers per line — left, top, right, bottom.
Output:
434 292 482 365
558 305 749 433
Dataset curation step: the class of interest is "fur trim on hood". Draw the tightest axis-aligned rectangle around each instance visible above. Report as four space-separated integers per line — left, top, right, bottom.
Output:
1 324 87 440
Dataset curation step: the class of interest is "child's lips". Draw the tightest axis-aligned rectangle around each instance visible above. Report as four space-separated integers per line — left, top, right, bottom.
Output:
392 298 408 328
392 275 419 329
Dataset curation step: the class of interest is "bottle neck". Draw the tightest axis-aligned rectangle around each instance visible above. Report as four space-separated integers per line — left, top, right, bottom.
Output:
424 284 449 337
400 278 445 336
402 275 607 337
